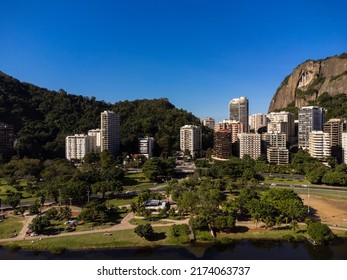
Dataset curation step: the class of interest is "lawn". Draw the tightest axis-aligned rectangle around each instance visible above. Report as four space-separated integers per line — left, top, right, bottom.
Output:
0 178 37 201
4 226 174 250
264 176 310 185
0 216 24 239
108 197 137 207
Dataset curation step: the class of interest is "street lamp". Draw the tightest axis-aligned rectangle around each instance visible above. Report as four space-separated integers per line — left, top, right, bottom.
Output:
87 191 90 203
307 184 310 214
303 184 310 214
69 197 72 209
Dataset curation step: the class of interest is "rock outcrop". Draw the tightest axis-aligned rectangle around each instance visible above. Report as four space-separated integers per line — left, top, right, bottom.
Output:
268 53 347 112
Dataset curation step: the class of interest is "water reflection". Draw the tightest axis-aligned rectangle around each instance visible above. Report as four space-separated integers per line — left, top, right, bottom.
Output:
0 239 347 260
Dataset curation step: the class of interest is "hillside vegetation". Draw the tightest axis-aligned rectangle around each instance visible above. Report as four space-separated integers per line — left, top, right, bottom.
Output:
0 71 212 159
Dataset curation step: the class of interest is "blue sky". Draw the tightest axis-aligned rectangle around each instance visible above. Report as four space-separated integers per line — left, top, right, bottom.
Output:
1 0 347 122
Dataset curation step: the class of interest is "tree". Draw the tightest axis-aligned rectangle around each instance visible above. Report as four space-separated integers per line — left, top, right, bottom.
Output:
28 215 51 233
307 222 335 245
212 215 235 231
134 223 154 240
5 193 21 210
29 200 41 214
91 180 122 199
58 206 71 220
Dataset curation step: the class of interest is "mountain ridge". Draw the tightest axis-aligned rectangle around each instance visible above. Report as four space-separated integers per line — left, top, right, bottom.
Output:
268 53 347 113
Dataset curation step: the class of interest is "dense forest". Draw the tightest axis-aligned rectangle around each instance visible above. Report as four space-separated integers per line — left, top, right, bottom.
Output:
0 71 213 159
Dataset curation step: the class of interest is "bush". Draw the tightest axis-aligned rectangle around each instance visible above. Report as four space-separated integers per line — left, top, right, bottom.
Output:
171 224 190 243
307 222 335 245
134 223 154 240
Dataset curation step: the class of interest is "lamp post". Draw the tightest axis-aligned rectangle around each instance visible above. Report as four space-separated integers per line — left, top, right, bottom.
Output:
304 184 310 214
69 197 72 209
87 191 90 203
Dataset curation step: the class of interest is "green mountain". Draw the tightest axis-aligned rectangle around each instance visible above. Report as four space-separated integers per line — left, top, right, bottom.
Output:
0 71 212 159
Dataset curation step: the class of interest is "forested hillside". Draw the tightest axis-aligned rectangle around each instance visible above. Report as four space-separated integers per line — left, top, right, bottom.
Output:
0 71 212 159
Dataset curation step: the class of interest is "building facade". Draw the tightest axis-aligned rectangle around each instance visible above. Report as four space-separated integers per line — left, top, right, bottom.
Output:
0 122 14 161
267 111 295 144
87 129 101 153
323 119 344 147
298 106 325 149
342 132 347 164
180 125 202 157
308 131 331 160
202 116 215 130
267 147 289 165
65 134 89 161
229 96 249 133
249 113 267 132
238 133 261 160
101 111 120 156
213 129 232 160
139 137 155 158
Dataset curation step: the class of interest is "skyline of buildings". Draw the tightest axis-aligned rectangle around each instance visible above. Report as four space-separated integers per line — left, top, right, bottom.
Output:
39 95 347 164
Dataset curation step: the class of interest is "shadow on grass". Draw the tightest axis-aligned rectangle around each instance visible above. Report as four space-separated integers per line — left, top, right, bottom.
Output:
229 226 249 233
147 232 167 241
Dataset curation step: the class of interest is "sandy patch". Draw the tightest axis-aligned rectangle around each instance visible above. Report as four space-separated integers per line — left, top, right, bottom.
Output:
300 194 347 227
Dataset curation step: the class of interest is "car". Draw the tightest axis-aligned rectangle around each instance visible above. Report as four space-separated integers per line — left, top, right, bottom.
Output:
65 227 76 232
270 183 277 186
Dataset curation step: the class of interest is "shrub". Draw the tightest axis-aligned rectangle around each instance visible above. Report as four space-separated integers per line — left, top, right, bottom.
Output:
307 222 335 245
171 224 190 243
134 223 154 240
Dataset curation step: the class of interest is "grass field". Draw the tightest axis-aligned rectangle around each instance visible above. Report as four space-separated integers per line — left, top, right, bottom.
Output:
0 216 24 239
3 227 174 250
4 224 345 251
264 176 310 185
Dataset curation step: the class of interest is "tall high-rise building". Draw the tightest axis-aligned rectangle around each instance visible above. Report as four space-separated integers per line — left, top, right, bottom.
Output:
238 133 261 160
323 119 344 147
202 117 215 130
139 137 155 158
298 106 325 149
65 134 90 161
229 97 249 133
267 111 295 144
0 122 14 161
308 131 331 160
180 125 202 158
213 129 232 160
342 132 347 164
101 111 120 156
249 113 267 132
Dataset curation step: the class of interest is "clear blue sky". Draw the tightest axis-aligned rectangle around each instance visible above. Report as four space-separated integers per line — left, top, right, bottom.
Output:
1 0 347 122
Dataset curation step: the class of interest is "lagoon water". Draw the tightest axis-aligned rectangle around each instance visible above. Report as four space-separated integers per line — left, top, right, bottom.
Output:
1 239 347 260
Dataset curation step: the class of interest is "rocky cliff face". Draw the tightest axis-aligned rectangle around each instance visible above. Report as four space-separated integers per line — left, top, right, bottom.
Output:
268 54 347 112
